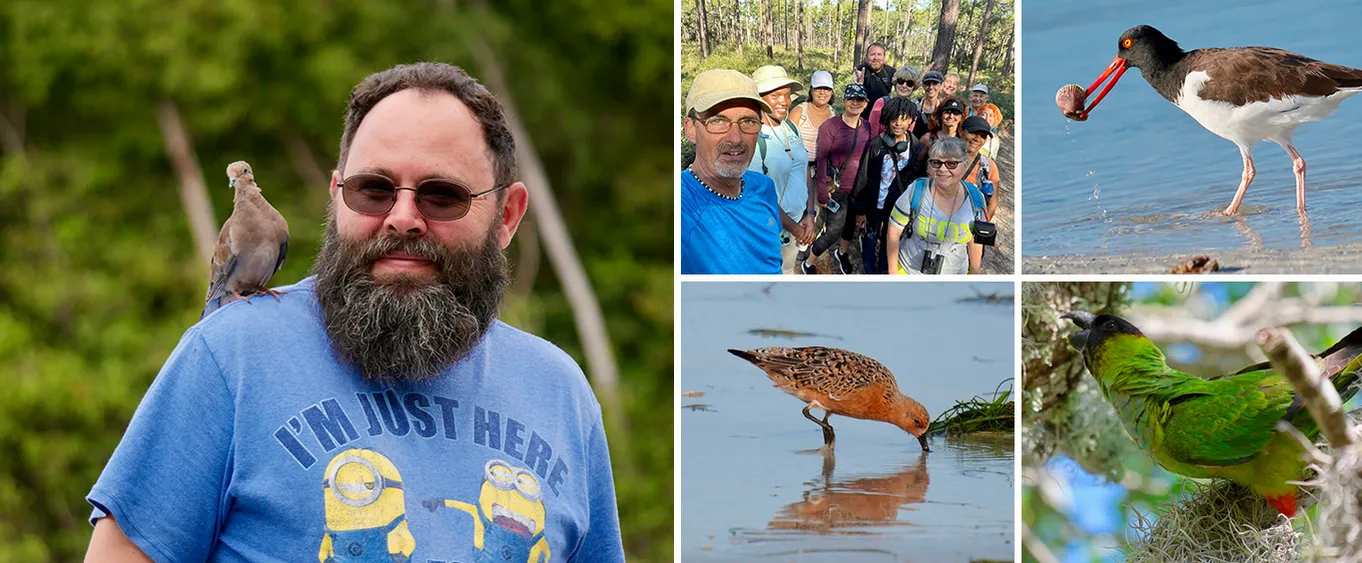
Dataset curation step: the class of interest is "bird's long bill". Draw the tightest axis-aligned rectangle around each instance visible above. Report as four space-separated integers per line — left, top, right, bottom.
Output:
918 433 930 452
1078 57 1129 120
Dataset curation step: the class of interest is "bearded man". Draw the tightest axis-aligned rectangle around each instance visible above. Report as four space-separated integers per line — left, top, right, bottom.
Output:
85 62 625 562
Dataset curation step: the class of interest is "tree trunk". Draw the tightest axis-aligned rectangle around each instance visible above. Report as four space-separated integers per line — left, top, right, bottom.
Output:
967 0 997 86
737 0 745 55
697 0 711 58
1001 26 1014 76
852 0 871 66
765 0 774 59
899 0 911 67
155 100 217 267
795 0 804 71
833 0 842 68
783 0 789 51
928 0 960 72
1021 282 1135 475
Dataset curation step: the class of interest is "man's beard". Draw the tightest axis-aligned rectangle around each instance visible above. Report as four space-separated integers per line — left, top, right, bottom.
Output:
713 141 750 178
312 209 509 384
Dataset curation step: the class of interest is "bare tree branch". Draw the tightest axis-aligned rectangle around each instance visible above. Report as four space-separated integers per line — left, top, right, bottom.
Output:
156 100 217 266
1260 327 1354 449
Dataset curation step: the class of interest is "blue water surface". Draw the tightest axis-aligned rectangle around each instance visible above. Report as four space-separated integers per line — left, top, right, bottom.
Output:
1023 0 1362 256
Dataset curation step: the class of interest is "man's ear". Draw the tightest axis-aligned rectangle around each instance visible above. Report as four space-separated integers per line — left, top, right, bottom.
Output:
329 170 342 198
683 117 698 144
496 182 530 249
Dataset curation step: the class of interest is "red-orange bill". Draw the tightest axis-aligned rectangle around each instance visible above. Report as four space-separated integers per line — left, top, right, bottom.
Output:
1078 57 1129 120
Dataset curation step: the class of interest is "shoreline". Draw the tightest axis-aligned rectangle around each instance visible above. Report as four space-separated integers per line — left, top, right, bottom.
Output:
1024 243 1362 274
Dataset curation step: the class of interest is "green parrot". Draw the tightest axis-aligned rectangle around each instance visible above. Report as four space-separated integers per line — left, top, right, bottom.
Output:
1062 310 1362 517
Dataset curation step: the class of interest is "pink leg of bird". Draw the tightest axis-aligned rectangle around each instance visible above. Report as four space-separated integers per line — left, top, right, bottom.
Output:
231 290 253 305
1225 144 1256 215
1282 143 1307 212
257 287 286 302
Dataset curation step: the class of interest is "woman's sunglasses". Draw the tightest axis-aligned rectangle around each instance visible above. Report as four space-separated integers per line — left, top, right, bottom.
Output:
928 159 963 170
338 173 507 221
895 79 916 87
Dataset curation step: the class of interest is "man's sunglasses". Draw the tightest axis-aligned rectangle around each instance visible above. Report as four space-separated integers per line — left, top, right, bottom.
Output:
895 79 916 87
338 173 507 221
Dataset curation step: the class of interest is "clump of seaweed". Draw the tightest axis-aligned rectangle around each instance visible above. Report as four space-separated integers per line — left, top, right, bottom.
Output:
928 378 1015 436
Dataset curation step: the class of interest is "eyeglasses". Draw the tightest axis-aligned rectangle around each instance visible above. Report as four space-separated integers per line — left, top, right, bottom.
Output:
895 79 916 87
943 110 963 117
928 159 963 170
338 173 506 221
695 115 763 135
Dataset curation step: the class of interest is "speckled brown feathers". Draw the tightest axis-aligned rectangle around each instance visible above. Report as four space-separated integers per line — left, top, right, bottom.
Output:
731 346 901 399
728 346 932 449
1191 47 1362 106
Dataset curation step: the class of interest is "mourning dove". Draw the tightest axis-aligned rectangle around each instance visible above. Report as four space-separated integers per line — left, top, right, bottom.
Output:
201 161 290 319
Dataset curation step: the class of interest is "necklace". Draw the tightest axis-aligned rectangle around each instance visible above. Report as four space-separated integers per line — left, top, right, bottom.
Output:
689 166 742 201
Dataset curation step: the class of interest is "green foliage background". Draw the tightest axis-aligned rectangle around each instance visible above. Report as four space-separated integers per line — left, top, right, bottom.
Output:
0 0 672 560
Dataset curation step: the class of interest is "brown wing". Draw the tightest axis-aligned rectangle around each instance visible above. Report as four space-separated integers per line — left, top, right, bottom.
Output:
205 219 236 302
1192 47 1362 106
745 346 900 398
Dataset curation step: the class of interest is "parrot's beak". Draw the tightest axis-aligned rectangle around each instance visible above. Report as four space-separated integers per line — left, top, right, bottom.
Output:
918 433 931 452
1061 310 1096 350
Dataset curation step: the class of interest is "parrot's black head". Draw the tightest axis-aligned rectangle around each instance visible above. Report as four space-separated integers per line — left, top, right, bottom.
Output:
1061 310 1144 356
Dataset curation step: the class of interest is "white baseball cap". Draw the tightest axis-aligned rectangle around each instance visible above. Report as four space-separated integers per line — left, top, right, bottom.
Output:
811 70 834 90
971 84 989 94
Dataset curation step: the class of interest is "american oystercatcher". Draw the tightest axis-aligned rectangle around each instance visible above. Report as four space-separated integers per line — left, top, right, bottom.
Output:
1079 25 1362 215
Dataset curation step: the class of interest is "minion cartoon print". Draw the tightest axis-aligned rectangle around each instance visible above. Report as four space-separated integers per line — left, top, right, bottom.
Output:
319 449 417 562
423 459 551 562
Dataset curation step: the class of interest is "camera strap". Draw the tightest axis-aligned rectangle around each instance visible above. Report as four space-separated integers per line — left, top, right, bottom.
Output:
961 154 983 182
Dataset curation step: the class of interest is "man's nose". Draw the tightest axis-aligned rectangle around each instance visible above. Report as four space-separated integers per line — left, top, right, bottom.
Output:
382 189 427 237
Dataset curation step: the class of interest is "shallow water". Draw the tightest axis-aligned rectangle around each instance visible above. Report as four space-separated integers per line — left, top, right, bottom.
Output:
1022 0 1362 257
680 282 1015 561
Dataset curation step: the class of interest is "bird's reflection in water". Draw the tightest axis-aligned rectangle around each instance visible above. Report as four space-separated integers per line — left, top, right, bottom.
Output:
765 450 930 534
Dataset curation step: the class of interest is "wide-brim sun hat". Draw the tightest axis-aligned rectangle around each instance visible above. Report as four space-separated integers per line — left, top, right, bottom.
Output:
685 69 774 115
752 65 803 96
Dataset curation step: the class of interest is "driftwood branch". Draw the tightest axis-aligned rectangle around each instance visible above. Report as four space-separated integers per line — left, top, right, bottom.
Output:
156 100 217 266
1259 327 1354 449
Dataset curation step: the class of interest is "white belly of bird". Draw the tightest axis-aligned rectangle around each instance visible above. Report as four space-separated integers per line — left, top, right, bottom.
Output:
1174 70 1362 147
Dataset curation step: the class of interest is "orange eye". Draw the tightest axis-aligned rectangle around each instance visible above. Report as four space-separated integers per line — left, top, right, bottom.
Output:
1121 38 1133 48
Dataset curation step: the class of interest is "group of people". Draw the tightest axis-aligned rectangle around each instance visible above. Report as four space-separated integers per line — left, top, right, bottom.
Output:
681 42 1006 275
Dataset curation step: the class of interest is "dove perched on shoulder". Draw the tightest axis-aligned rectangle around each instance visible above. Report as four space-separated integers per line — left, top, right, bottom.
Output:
201 161 290 319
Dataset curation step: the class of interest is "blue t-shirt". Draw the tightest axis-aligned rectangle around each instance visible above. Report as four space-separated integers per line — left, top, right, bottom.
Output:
87 277 624 562
680 169 783 274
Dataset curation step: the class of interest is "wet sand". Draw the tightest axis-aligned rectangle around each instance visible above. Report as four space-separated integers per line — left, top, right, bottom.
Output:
1024 242 1362 274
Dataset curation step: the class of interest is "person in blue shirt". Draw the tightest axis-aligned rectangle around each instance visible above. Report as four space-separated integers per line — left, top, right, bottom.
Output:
681 69 784 275
84 62 625 563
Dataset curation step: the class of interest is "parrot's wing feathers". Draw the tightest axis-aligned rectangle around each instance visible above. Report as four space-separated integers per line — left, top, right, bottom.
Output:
1159 377 1293 467
1318 325 1362 380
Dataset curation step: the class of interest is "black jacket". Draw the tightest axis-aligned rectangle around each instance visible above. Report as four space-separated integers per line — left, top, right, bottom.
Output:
849 132 925 214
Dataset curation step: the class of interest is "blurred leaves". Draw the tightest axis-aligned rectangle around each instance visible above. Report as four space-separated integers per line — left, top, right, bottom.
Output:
0 0 672 560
